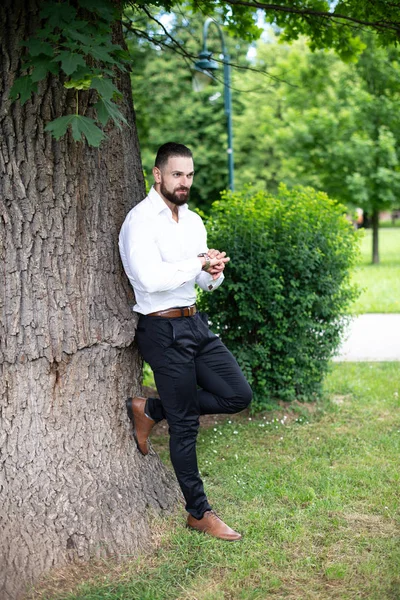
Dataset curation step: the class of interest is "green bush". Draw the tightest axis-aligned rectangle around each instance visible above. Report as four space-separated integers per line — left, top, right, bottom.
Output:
198 185 360 409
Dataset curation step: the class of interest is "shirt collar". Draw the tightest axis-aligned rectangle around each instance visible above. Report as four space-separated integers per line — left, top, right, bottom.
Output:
148 186 189 218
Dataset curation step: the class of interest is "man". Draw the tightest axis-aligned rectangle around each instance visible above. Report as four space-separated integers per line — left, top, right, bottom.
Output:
119 142 252 541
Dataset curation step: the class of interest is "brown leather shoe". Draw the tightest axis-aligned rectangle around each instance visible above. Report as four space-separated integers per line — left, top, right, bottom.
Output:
187 510 242 541
126 397 155 456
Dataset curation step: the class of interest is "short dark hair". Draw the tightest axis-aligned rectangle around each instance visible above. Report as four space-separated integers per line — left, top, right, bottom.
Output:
155 142 193 170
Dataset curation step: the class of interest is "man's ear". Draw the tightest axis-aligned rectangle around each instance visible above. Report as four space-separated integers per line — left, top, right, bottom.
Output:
153 166 161 184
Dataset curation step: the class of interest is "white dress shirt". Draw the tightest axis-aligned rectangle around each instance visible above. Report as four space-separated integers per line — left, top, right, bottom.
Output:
119 186 224 314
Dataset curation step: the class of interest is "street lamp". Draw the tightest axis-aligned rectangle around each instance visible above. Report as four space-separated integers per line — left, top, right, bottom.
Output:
193 18 234 191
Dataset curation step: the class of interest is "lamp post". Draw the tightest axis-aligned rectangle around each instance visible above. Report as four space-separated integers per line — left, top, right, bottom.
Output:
193 18 234 191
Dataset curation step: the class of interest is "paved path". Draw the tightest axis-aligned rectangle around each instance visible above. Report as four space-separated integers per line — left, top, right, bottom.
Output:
334 314 400 361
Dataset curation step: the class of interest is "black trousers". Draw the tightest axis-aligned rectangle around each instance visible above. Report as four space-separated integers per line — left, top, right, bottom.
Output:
135 311 252 519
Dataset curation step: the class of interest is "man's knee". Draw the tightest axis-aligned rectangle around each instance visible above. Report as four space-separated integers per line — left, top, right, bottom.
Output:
238 382 253 409
230 382 252 412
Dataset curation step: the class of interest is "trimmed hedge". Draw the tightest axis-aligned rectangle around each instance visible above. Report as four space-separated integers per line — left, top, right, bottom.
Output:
198 185 360 409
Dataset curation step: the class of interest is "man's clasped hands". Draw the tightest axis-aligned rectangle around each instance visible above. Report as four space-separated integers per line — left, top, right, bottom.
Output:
206 248 230 280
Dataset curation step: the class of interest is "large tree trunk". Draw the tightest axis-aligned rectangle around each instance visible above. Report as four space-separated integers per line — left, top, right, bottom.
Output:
371 208 379 264
0 2 179 599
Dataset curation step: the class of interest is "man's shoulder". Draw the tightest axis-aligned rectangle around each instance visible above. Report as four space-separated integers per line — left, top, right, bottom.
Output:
122 195 155 225
185 207 205 227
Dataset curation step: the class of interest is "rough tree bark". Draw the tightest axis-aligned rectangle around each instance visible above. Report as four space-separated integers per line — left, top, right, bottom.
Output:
0 2 180 598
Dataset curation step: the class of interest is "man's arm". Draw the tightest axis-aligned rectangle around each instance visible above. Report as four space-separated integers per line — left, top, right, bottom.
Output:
119 216 202 293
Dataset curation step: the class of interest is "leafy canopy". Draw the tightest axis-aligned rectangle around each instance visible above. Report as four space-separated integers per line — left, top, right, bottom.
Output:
10 0 400 145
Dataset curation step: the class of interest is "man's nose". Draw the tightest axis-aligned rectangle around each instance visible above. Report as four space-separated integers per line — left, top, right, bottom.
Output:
180 176 191 187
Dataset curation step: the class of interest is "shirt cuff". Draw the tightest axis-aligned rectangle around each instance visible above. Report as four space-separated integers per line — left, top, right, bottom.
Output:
196 270 225 291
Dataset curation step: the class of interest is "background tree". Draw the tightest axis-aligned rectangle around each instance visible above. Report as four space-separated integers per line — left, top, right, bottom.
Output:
234 34 400 263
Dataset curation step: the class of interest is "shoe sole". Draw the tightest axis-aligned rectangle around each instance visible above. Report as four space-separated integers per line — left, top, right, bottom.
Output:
186 524 242 541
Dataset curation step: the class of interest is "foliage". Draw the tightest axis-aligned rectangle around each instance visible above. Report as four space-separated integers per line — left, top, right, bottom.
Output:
9 0 130 146
198 185 360 408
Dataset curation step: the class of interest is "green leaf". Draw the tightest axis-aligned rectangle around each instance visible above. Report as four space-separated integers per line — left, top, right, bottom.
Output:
64 76 92 91
94 98 128 129
23 39 54 57
95 98 109 126
45 115 76 140
30 55 59 82
63 65 93 90
78 0 116 21
56 52 87 76
67 29 94 47
9 76 37 105
87 46 116 64
45 114 106 147
90 77 121 101
70 115 106 146
40 2 77 27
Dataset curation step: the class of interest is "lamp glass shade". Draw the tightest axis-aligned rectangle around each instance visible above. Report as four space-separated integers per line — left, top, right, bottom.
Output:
192 51 218 92
192 69 214 92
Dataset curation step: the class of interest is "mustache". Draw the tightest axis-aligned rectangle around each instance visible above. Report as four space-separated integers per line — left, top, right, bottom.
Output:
176 187 189 192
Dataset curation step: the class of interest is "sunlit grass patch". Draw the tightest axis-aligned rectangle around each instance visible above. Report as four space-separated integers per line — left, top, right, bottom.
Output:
33 364 400 600
351 228 400 313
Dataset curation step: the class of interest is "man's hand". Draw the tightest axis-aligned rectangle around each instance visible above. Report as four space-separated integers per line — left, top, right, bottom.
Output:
198 249 230 280
207 248 230 280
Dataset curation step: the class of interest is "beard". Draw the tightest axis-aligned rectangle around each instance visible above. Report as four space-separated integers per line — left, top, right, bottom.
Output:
160 182 190 206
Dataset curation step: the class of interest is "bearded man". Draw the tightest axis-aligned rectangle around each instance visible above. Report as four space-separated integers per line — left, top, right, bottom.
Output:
119 142 252 541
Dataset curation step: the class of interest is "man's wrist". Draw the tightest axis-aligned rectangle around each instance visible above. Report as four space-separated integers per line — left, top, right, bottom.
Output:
198 253 211 271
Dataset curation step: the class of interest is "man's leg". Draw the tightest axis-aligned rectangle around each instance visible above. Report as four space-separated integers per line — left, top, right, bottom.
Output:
134 315 211 518
152 360 211 519
152 360 242 540
195 336 253 416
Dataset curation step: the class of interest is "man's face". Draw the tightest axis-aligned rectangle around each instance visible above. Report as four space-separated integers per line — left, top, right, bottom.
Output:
153 156 195 206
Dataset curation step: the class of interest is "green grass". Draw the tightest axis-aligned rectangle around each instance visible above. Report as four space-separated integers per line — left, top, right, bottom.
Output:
351 228 400 313
35 363 400 600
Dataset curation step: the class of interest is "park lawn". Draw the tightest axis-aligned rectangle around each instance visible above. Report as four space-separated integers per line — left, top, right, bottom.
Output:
351 227 400 314
35 363 400 600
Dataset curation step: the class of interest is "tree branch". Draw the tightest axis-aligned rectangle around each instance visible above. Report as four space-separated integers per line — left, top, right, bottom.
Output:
222 0 400 35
